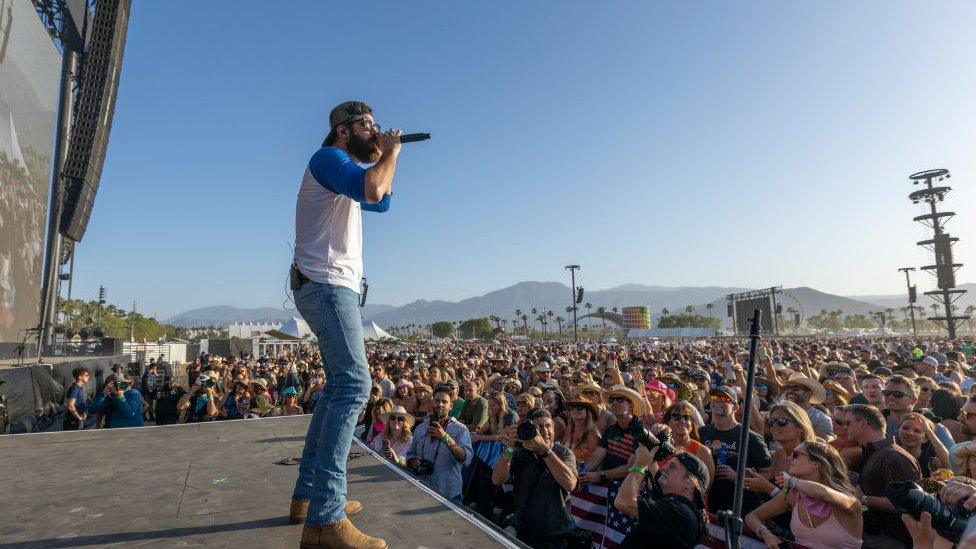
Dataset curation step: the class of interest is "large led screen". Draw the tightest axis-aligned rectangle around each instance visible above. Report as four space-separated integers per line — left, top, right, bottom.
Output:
0 1 61 343
734 297 774 335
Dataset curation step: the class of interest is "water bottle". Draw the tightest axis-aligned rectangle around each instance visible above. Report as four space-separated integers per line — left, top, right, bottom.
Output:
578 462 588 494
717 444 728 467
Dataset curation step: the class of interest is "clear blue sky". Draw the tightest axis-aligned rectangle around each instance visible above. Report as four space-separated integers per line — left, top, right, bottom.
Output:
70 1 976 320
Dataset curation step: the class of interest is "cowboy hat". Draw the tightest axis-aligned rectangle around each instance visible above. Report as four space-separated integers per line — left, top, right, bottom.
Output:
564 394 599 418
381 405 416 429
606 384 644 415
785 373 827 405
248 378 268 391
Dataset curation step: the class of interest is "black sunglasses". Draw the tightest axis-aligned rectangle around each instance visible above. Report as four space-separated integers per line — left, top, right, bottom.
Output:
766 417 793 427
883 390 912 399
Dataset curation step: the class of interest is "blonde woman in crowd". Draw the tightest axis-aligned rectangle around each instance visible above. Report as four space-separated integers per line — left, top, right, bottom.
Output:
472 391 517 443
745 440 862 549
897 412 949 479
373 405 414 468
561 393 601 463
744 401 815 497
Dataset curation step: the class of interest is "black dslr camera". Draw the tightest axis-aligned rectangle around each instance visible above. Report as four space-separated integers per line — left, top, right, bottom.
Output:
410 459 435 476
516 421 538 442
636 428 677 462
202 378 216 389
886 481 973 543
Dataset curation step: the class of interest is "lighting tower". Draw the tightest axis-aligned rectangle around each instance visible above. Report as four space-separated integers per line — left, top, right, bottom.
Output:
908 169 968 339
897 267 918 335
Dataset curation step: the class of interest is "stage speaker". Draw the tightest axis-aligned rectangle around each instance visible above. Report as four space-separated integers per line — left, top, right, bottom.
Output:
909 285 917 304
775 304 783 314
934 234 956 290
60 0 131 242
100 337 123 355
727 303 733 318
575 287 584 304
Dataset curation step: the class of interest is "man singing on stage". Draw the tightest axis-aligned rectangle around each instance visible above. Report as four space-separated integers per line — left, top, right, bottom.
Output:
289 100 400 549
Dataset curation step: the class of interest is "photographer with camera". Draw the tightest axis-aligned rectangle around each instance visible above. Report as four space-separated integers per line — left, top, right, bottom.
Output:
613 442 709 549
405 385 473 501
491 407 578 548
177 372 220 423
87 374 144 428
152 375 186 426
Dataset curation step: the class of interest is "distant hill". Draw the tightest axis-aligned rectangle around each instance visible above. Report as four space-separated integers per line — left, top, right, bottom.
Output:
167 281 932 329
166 303 396 327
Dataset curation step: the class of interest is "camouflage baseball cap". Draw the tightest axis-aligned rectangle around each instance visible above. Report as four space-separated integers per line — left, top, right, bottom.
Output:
329 101 373 128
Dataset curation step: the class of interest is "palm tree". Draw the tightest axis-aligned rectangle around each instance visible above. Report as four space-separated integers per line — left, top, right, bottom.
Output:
521 314 528 336
537 314 547 338
684 305 694 314
555 316 564 336
661 308 669 316
584 303 592 329
706 303 714 317
965 305 976 331
597 306 607 335
531 308 538 331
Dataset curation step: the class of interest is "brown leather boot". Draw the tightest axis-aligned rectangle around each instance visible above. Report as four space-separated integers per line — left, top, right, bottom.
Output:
289 500 363 525
299 518 387 549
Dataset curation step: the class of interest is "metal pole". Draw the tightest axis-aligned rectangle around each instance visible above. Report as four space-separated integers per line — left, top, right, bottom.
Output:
721 308 762 549
770 288 780 336
37 49 79 362
566 265 580 344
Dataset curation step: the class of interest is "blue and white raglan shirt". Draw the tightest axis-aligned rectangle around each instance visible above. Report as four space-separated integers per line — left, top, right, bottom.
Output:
294 147 391 293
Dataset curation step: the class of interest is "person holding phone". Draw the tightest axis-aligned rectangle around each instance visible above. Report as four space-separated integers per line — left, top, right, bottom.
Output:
372 405 414 468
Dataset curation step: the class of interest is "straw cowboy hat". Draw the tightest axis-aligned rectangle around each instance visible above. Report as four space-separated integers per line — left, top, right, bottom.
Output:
606 384 644 415
248 378 269 392
786 373 827 405
577 382 605 403
565 388 600 417
381 405 415 429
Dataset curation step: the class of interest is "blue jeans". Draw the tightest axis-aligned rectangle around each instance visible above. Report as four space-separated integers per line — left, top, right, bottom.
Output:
290 282 371 525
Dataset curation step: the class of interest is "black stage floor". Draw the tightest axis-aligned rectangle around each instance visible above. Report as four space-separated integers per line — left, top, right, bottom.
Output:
0 416 514 548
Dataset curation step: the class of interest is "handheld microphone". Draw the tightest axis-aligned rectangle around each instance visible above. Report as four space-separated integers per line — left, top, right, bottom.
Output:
399 133 431 143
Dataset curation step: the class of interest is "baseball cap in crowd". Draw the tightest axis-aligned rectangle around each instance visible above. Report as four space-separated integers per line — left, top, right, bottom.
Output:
533 362 552 373
709 385 739 404
922 356 940 368
675 452 710 501
329 100 373 128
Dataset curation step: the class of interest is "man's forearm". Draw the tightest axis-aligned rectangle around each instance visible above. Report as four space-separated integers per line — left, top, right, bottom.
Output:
614 469 642 517
364 151 398 203
544 453 578 493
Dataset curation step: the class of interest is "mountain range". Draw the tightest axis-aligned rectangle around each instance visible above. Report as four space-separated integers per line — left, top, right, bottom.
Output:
164 281 975 329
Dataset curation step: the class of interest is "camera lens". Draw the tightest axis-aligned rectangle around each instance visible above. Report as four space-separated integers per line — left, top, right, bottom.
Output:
886 482 972 543
516 421 538 441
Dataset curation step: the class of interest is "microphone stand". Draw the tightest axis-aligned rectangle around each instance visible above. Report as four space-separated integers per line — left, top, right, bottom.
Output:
720 308 762 549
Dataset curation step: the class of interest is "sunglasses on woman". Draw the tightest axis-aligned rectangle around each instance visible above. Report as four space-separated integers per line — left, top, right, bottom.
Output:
790 449 808 460
710 394 734 404
608 396 630 404
669 414 693 422
766 417 793 427
568 404 589 412
389 415 406 423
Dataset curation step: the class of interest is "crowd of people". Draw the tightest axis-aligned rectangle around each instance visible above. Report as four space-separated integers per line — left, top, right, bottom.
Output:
61 335 976 548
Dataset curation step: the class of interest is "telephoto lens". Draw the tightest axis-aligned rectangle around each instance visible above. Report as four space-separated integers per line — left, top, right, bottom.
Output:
886 481 973 543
